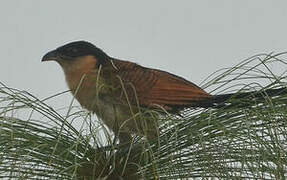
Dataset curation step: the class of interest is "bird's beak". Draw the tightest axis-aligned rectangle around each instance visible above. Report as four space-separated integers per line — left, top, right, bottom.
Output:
41 50 60 62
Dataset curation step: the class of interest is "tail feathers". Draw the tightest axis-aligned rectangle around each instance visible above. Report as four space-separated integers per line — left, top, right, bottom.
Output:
194 87 287 108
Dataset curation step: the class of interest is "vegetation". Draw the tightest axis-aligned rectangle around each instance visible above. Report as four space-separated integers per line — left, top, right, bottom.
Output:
0 53 287 179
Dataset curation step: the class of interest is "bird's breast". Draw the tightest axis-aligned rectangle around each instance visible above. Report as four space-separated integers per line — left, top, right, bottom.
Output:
65 71 103 109
64 70 122 128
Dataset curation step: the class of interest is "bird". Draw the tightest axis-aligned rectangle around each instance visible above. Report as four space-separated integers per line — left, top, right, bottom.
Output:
42 41 286 143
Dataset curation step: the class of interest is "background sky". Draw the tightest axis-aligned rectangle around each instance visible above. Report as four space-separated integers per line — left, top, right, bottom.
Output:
1 0 287 111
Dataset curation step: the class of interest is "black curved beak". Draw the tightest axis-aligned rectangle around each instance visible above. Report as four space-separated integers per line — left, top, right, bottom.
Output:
41 50 60 62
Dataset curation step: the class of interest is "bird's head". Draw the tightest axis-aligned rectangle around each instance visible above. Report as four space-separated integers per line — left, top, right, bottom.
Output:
42 41 109 68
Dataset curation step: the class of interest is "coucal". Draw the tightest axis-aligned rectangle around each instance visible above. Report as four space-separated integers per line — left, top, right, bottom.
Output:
42 41 285 143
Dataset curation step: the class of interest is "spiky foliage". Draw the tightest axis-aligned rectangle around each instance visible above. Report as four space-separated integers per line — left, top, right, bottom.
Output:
0 52 287 179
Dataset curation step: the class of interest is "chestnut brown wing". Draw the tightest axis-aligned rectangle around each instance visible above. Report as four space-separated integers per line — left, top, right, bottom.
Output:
110 59 211 110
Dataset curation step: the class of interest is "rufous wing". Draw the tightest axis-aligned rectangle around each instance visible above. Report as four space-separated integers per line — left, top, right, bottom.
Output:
111 59 211 110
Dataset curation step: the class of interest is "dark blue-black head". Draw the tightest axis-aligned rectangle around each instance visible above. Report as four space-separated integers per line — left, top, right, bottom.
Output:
42 41 109 65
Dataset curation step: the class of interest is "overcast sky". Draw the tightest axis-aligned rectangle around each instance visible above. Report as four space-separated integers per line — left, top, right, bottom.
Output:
1 1 287 110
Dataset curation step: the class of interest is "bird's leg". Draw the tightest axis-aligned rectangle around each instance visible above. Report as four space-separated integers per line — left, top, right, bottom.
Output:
139 112 160 142
118 132 132 145
111 104 133 146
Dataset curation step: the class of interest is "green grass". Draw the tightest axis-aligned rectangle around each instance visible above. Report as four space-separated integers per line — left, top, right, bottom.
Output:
0 52 287 179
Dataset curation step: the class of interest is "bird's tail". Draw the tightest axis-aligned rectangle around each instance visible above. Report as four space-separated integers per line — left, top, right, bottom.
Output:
194 87 287 108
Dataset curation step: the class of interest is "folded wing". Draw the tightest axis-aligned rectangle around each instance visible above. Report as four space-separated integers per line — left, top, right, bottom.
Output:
111 59 211 110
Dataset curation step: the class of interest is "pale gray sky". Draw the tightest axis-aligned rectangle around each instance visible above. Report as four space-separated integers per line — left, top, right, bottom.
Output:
1 0 287 110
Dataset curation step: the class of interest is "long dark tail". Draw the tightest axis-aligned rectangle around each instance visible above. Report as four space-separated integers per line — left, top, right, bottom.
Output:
196 87 287 108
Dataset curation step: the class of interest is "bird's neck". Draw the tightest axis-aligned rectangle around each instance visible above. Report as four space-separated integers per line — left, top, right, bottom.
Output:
59 56 98 91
